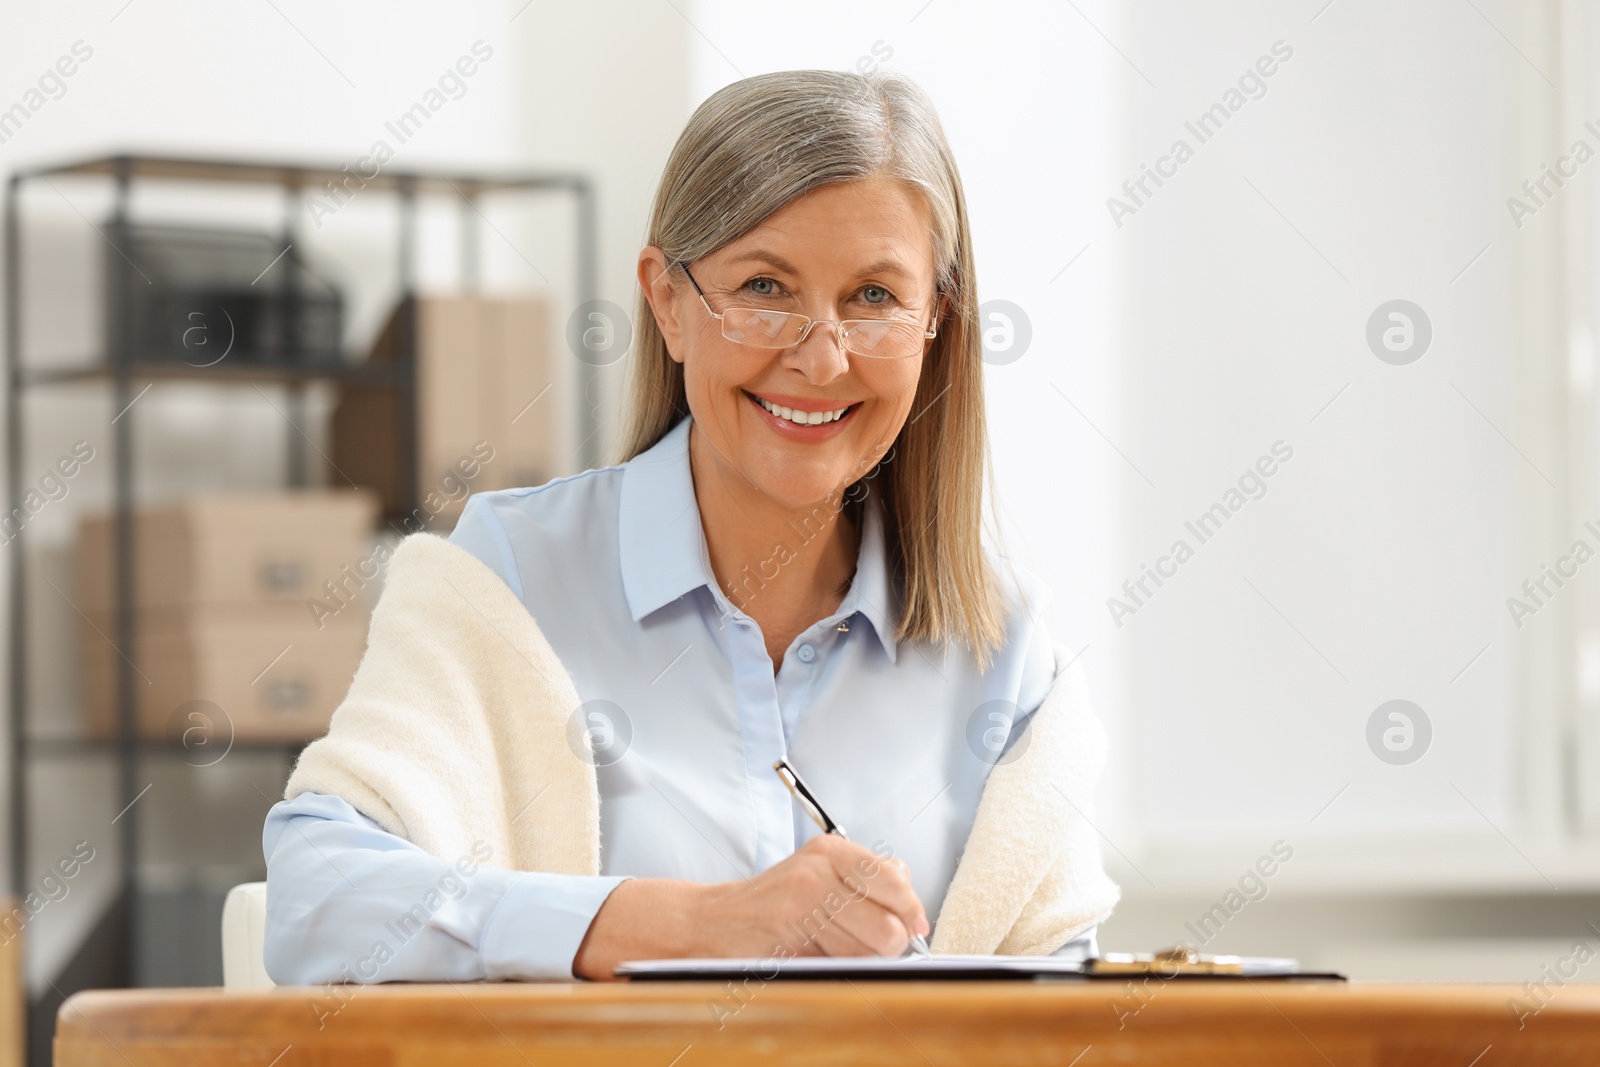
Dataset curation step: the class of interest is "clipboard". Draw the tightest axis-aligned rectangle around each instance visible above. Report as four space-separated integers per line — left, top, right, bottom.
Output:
616 946 1345 982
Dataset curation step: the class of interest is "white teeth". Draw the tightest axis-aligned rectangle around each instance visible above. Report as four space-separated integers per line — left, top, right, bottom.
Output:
757 396 850 426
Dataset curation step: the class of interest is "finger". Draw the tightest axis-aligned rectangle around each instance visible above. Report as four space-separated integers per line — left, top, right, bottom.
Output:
837 852 928 938
811 914 883 957
884 858 932 936
790 891 883 957
775 862 878 957
828 896 911 957
825 840 896 895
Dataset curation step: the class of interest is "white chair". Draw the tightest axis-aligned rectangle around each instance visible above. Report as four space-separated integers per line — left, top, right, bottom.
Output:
221 882 276 989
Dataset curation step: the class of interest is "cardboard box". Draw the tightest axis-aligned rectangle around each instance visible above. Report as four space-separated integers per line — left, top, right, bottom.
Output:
331 294 557 528
77 489 380 614
82 605 367 743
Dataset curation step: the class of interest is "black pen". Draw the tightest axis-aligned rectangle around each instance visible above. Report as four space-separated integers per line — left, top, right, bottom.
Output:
773 757 932 957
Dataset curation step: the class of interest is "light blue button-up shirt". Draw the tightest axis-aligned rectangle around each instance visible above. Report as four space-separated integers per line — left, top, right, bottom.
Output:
263 415 1090 984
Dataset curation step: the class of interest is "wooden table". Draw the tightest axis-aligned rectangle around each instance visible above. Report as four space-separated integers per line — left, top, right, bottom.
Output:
55 979 1600 1065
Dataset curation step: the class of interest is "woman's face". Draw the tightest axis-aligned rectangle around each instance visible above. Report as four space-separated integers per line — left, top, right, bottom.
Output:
641 175 941 511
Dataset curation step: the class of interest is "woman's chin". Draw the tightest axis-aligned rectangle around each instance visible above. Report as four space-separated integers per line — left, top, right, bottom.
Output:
743 467 851 513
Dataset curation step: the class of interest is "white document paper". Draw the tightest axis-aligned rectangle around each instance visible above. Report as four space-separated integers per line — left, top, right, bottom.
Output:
616 953 1306 980
617 954 1088 979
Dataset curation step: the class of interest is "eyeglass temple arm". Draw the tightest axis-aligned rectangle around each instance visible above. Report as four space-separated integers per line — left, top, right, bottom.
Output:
674 259 702 292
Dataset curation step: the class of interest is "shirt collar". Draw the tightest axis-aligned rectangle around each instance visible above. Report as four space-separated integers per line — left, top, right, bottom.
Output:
618 415 898 663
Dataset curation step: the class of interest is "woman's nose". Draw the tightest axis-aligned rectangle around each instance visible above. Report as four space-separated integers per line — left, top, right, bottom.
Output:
788 319 850 382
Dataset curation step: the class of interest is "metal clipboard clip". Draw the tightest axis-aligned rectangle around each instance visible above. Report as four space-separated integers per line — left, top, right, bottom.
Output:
1086 945 1265 976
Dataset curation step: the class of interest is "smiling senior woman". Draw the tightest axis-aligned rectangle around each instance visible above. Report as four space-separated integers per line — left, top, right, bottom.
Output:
262 68 1119 985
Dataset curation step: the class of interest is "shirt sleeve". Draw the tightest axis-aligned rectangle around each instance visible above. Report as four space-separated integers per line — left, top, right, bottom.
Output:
998 558 1059 760
1015 602 1057 719
262 790 628 984
449 492 525 601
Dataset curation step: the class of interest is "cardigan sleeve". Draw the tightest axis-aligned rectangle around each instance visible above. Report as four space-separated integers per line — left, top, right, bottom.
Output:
262 791 627 984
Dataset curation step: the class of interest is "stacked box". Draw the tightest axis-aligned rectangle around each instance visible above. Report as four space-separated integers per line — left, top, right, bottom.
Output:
77 490 379 743
332 294 556 529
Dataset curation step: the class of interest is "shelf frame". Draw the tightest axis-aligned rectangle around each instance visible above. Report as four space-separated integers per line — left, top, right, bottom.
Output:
4 152 599 1024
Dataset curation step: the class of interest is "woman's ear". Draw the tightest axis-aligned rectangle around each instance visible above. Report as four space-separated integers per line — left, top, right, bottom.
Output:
638 248 687 365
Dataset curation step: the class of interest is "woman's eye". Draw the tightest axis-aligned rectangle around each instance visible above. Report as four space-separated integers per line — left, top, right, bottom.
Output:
738 277 897 305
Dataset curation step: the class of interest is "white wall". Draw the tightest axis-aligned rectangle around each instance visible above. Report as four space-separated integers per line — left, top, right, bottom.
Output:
1117 0 1524 855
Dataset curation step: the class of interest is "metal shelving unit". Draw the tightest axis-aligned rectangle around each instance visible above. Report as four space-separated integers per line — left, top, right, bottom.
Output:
4 153 597 1061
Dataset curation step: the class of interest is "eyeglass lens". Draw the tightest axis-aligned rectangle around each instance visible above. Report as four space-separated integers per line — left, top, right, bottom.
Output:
721 308 923 359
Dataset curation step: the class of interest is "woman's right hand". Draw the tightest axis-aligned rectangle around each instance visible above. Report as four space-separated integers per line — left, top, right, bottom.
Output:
700 834 931 958
571 835 931 980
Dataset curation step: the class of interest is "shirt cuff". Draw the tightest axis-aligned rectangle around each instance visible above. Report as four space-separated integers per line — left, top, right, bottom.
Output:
479 872 632 981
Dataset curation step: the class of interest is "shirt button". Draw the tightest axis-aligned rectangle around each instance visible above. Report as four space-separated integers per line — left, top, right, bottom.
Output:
797 643 816 663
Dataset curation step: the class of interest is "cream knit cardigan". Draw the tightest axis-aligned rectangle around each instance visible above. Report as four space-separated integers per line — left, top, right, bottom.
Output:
285 532 1121 956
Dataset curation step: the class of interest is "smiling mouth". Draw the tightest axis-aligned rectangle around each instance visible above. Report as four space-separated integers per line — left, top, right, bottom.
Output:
744 390 860 427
